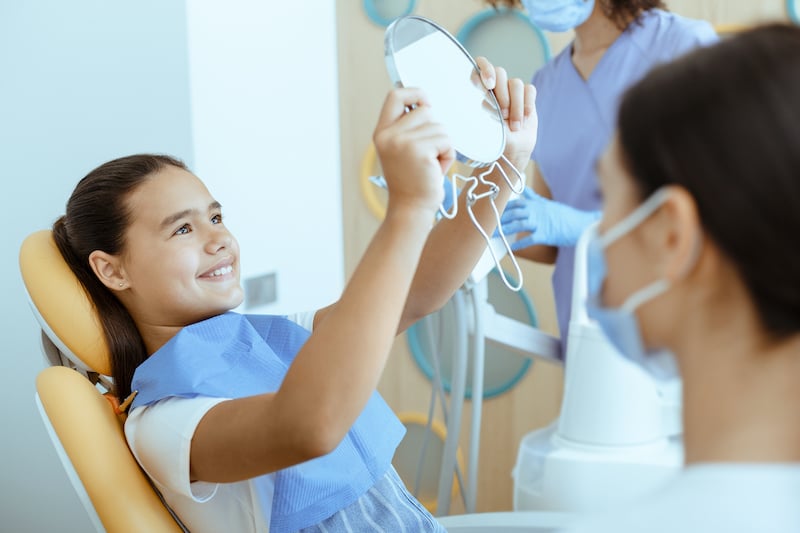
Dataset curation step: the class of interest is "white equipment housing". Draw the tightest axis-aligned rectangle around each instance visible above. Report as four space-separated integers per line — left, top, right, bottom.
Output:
513 225 683 513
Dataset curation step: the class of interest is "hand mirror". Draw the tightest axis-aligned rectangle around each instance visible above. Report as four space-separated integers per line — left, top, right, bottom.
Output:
383 15 525 291
384 15 506 167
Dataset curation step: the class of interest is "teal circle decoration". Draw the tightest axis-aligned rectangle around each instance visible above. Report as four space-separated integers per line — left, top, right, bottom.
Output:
457 8 551 82
406 269 538 399
789 0 800 24
363 0 417 27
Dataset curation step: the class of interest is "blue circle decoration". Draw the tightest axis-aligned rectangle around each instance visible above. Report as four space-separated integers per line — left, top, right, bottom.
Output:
457 7 551 82
363 0 417 28
789 0 800 24
406 269 538 399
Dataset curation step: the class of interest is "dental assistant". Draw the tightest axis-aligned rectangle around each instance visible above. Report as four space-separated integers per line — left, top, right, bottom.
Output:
490 0 717 352
564 24 800 532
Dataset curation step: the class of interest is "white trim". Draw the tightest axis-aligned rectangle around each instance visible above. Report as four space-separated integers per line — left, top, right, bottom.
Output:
35 393 105 533
436 510 574 531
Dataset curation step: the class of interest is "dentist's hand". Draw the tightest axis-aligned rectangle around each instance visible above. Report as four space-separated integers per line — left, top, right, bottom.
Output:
475 57 538 171
501 187 600 249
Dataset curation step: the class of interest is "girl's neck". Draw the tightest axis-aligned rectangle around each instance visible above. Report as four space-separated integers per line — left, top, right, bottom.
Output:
571 7 626 79
133 316 187 356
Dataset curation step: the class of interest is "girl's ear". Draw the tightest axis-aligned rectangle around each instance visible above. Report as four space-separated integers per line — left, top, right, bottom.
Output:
88 250 128 291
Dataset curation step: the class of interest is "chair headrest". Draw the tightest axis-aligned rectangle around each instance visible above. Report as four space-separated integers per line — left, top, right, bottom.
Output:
20 230 112 376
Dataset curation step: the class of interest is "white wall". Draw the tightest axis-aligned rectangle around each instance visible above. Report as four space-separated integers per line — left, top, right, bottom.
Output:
0 1 342 530
185 1 344 314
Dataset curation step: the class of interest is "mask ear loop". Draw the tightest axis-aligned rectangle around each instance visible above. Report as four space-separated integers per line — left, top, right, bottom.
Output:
600 187 673 247
604 187 702 313
622 213 705 313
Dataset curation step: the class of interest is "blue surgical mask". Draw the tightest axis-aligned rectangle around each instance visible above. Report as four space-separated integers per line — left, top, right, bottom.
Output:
586 188 684 382
522 0 595 33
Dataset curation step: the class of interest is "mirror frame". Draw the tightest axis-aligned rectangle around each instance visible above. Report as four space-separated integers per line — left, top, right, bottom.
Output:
384 15 507 168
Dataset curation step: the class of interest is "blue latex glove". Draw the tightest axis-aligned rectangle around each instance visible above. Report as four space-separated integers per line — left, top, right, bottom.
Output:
500 187 601 249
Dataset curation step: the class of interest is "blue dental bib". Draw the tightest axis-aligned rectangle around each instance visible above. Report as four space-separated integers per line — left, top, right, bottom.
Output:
130 312 405 533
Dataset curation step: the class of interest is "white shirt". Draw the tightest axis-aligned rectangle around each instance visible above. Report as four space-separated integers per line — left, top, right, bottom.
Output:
124 311 316 533
562 464 800 533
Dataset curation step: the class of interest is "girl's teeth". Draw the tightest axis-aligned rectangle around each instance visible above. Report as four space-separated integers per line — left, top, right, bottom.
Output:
209 265 233 277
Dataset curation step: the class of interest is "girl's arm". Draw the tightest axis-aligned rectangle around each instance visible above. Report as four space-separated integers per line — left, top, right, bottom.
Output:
189 88 451 482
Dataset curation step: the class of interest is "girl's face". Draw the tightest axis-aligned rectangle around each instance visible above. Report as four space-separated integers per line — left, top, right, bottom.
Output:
116 165 244 328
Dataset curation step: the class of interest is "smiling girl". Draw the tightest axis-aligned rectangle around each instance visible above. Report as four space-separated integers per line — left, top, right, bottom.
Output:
51 76 537 532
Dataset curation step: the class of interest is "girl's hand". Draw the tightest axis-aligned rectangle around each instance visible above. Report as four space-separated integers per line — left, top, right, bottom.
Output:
373 88 455 214
475 56 538 170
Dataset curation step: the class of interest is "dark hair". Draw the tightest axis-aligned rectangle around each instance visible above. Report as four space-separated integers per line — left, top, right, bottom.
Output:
486 0 667 30
618 24 800 337
53 154 188 400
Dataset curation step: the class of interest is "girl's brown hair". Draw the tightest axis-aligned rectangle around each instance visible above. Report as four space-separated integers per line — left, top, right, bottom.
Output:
53 154 188 400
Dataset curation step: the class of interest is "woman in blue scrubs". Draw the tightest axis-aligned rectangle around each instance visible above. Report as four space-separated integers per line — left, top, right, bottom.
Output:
489 0 717 353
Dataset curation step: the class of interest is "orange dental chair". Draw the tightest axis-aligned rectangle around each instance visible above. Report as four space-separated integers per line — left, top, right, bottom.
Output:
20 229 185 532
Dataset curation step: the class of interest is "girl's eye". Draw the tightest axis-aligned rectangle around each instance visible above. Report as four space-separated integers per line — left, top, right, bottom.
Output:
211 213 223 224
174 224 191 235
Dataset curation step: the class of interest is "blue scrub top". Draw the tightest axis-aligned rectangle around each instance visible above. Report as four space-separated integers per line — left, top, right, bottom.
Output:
531 9 717 352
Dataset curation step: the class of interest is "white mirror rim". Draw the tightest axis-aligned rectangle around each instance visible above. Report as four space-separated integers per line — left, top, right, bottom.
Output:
384 15 506 167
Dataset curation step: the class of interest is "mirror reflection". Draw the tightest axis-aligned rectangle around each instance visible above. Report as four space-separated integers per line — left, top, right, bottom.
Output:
385 16 506 167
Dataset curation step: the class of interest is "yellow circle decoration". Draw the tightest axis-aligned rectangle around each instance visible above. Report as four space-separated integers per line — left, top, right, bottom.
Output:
360 142 473 221
359 142 387 220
